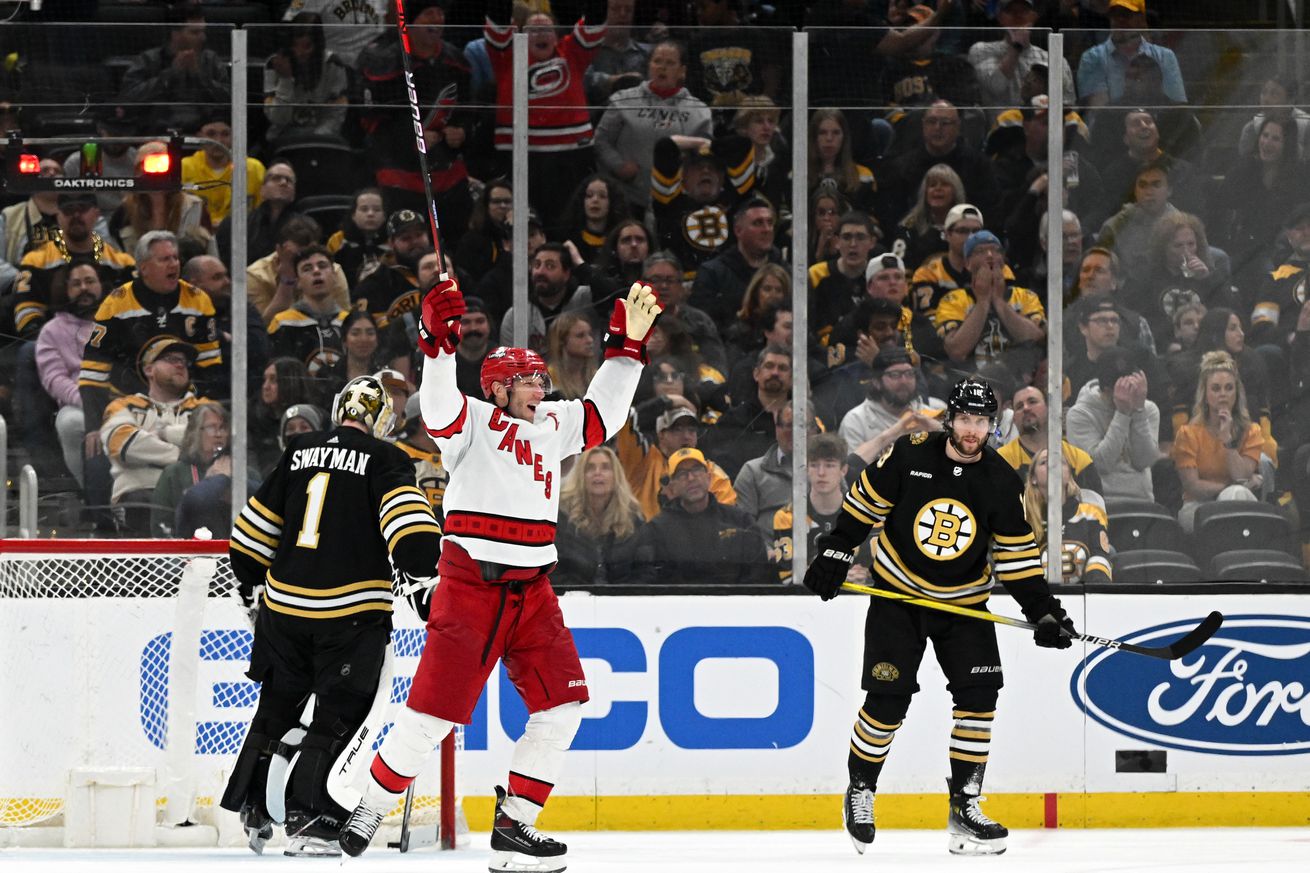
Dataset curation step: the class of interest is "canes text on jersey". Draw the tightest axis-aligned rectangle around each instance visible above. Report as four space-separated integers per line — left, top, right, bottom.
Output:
489 407 553 497
290 446 373 475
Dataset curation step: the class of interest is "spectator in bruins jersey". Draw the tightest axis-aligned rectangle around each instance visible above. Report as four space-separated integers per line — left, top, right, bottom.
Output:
108 142 217 261
78 231 224 432
353 209 435 340
268 245 350 382
1022 449 1113 584
649 133 755 280
771 433 871 585
554 445 651 587
248 216 350 324
810 212 879 347
909 202 994 323
327 188 387 288
12 192 135 339
100 337 210 535
545 312 599 401
222 374 441 856
636 446 771 585
692 196 787 333
808 110 878 219
894 164 965 275
1066 346 1161 502
802 378 1075 858
1250 203 1310 348
999 385 1103 498
936 230 1046 369
734 97 789 221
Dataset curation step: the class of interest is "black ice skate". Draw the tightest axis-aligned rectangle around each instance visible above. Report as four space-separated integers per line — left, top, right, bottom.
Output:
283 809 343 857
339 801 388 858
489 784 568 873
842 779 876 854
947 790 1008 855
240 803 272 855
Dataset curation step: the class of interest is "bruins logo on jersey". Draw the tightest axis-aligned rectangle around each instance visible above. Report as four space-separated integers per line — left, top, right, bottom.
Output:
305 347 343 376
1295 274 1308 307
683 205 729 252
870 661 900 682
914 498 976 561
876 443 895 468
910 431 928 445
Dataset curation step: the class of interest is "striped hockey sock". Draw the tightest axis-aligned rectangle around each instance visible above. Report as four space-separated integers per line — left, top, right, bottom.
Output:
948 709 994 795
847 707 902 788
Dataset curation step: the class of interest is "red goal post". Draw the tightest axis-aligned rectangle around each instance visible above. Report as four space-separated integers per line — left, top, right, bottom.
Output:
0 538 461 850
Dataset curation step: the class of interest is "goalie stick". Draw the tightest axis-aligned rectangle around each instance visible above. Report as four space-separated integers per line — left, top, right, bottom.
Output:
393 0 449 281
841 581 1224 661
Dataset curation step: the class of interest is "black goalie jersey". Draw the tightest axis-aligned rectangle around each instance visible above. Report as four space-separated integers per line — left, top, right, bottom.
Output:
229 425 442 624
841 431 1053 613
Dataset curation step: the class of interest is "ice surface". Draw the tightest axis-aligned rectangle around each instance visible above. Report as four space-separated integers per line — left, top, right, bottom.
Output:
3 828 1308 872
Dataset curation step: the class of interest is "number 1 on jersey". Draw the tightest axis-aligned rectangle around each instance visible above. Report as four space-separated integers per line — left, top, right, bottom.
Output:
296 471 330 548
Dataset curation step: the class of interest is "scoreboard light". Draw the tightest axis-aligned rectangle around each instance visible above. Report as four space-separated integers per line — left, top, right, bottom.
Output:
141 152 171 175
17 153 40 174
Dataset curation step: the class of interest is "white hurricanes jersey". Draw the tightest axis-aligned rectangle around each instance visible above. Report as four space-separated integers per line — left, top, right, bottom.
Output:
419 352 641 567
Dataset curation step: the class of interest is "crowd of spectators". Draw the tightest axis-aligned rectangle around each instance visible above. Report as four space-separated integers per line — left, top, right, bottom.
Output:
1 0 1307 582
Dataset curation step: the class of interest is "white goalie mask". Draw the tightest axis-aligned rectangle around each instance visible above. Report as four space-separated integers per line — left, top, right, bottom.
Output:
331 375 395 440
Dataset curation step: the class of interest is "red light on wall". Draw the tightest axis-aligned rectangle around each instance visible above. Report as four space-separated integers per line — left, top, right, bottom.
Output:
141 153 171 175
17 153 40 174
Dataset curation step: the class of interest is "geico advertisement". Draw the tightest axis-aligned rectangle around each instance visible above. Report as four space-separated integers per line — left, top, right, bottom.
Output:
4 594 1309 800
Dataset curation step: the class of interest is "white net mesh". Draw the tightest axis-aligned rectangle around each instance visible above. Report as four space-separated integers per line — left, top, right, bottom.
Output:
0 541 458 842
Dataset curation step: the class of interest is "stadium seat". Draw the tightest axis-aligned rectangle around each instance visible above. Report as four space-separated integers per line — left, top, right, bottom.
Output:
295 195 355 238
1192 501 1296 569
273 138 362 200
1210 550 1308 583
1105 499 1187 554
1111 550 1202 584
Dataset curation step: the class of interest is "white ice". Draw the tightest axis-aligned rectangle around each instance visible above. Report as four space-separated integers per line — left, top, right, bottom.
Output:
3 828 1308 872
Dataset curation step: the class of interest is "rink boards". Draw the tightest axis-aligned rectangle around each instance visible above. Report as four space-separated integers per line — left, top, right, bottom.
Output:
3 591 1309 829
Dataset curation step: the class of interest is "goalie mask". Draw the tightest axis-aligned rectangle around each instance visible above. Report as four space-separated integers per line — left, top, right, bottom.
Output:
372 367 410 437
332 375 395 439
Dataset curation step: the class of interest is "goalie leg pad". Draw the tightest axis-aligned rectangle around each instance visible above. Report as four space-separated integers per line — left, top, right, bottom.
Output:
220 730 278 814
503 701 583 825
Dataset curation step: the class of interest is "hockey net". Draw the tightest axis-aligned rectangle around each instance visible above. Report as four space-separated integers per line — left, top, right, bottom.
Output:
0 539 462 848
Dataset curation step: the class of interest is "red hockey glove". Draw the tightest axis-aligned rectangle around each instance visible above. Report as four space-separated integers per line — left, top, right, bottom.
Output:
603 282 662 362
417 277 466 358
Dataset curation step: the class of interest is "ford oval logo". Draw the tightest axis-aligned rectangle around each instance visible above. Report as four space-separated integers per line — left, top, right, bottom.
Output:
1071 615 1310 756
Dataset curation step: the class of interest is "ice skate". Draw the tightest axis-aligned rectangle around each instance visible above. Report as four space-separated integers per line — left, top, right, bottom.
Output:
284 810 343 857
489 784 568 872
240 803 272 855
842 779 876 854
947 791 1007 855
339 801 388 858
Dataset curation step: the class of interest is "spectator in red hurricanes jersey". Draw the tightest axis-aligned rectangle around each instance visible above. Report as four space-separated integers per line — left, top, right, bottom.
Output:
484 0 608 219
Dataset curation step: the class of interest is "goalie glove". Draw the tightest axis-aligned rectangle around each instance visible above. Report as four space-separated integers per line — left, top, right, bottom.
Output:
241 584 264 630
603 282 662 362
417 277 466 358
802 533 856 601
393 572 438 620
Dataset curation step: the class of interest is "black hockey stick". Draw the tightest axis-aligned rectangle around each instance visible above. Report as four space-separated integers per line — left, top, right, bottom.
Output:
394 0 449 281
841 582 1224 661
397 782 415 852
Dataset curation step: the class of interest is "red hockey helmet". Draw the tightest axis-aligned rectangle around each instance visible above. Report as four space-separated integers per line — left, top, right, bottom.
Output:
480 346 551 399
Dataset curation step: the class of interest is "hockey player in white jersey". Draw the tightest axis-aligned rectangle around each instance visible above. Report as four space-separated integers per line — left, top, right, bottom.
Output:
339 276 661 871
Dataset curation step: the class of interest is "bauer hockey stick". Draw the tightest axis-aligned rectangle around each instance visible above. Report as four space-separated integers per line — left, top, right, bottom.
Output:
394 0 449 281
840 581 1224 661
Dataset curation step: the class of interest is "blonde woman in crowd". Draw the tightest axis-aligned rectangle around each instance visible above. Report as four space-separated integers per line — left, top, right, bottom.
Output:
554 446 651 586
1022 448 1112 583
546 311 599 400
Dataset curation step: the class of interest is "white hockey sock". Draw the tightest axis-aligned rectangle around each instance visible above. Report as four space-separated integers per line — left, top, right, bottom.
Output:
360 706 454 809
503 702 582 825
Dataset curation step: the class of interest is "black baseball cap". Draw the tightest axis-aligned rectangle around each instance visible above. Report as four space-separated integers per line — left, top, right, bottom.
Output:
386 209 426 238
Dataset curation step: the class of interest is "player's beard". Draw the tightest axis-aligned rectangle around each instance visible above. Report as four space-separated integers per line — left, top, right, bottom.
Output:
948 428 985 459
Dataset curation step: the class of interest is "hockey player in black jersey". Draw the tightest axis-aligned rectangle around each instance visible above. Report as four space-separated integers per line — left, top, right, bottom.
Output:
221 374 442 856
802 377 1076 857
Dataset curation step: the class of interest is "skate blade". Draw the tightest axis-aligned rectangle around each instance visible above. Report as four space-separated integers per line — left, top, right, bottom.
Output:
847 832 870 855
285 836 343 857
489 849 568 873
947 833 1007 856
245 826 269 855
